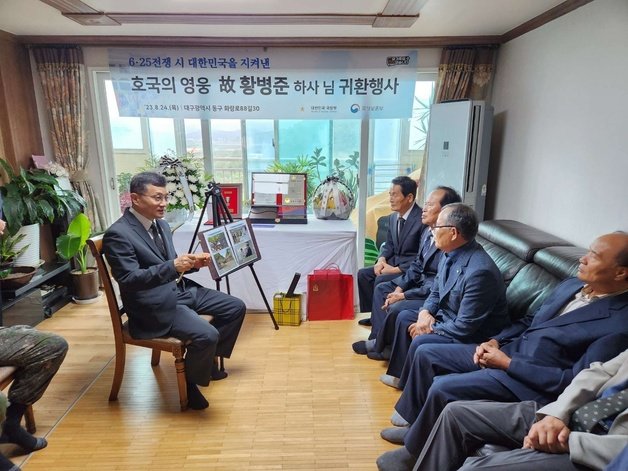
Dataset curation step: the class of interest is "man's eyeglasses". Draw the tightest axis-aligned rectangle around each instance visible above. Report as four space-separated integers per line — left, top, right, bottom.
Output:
142 193 170 203
433 225 456 230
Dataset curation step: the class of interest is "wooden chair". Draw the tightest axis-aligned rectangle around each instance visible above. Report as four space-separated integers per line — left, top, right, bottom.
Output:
0 366 36 433
87 235 213 412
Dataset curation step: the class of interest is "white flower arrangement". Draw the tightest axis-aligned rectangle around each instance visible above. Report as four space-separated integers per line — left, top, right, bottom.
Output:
45 162 69 178
158 155 206 211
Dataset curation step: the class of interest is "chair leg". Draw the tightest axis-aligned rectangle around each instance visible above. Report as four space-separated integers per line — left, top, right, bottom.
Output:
24 405 36 434
151 349 161 366
219 356 225 371
109 344 126 401
174 356 188 412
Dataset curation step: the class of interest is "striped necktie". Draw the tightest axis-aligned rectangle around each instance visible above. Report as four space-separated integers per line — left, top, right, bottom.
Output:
150 222 167 258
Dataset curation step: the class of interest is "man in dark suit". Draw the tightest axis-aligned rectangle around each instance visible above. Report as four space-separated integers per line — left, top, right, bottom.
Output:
352 186 461 355
412 348 628 471
103 172 246 410
378 203 510 387
357 176 425 323
376 232 628 471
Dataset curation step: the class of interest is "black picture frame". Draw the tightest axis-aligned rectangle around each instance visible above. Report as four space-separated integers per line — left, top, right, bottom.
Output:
197 218 260 280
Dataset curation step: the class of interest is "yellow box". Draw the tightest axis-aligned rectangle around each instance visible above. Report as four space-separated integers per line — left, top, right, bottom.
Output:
273 293 302 326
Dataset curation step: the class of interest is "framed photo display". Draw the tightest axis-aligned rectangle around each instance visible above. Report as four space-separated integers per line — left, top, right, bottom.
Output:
198 218 261 280
204 183 242 225
249 172 307 224
220 183 242 219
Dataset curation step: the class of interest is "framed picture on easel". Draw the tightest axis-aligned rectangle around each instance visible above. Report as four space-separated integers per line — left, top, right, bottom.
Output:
198 218 260 280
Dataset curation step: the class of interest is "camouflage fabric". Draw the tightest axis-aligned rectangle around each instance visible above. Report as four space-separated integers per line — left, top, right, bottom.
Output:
0 391 6 423
0 325 68 405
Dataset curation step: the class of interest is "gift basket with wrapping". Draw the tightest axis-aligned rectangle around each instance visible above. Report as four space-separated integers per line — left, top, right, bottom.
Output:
312 175 355 220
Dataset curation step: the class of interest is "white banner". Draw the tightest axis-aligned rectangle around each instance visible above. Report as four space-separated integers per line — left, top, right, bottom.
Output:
108 48 417 119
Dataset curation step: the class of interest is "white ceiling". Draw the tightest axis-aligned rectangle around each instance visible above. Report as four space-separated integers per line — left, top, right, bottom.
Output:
0 0 574 40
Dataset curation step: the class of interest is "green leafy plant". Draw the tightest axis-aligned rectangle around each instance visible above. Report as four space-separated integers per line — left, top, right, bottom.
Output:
56 212 91 274
266 155 319 205
265 147 361 206
116 172 133 196
0 232 28 268
331 151 359 197
0 159 85 236
411 85 435 150
308 147 327 182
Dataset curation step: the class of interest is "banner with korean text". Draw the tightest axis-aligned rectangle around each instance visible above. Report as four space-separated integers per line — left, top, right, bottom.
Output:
108 48 417 119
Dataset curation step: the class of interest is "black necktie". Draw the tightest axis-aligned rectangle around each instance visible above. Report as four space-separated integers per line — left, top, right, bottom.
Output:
442 256 454 282
569 382 628 434
150 222 167 258
398 217 405 237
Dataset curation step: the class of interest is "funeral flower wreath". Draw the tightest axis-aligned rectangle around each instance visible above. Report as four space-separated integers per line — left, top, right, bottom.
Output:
158 155 205 211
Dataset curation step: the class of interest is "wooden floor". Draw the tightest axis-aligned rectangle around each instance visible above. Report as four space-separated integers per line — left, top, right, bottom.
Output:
14 297 401 470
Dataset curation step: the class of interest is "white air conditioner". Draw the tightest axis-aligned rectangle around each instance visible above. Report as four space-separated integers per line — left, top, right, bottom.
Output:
425 100 494 220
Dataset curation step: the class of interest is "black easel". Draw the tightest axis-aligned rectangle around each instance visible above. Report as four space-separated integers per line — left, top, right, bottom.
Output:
188 181 279 330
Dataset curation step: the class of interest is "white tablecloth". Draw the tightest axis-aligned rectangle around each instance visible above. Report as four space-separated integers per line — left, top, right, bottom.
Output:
172 217 358 311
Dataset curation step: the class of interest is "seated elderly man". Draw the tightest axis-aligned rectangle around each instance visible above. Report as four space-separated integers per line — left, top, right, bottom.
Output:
357 176 425 322
378 203 510 389
412 349 628 471
376 232 628 471
352 186 461 357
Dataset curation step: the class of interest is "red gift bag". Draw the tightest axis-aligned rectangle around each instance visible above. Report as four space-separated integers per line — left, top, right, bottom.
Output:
307 265 354 321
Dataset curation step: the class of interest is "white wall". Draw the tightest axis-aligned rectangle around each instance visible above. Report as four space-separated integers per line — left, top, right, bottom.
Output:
489 0 628 247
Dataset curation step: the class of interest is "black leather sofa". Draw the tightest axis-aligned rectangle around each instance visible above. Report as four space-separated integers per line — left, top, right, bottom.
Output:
477 219 587 322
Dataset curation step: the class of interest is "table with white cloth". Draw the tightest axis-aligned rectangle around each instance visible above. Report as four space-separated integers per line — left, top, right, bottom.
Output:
171 217 358 312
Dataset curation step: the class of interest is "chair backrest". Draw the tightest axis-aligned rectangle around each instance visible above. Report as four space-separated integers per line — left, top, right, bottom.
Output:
375 215 389 249
87 235 125 344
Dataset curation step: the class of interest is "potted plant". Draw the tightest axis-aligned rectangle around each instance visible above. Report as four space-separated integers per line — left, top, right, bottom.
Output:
0 159 85 266
56 212 99 302
0 231 37 290
0 232 28 269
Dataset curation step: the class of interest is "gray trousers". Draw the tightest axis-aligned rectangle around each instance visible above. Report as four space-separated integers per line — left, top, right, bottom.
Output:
171 283 245 386
0 325 68 405
413 400 587 471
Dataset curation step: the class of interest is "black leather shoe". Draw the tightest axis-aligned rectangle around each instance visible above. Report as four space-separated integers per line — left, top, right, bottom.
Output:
352 341 368 355
358 318 372 326
211 362 228 381
367 351 388 361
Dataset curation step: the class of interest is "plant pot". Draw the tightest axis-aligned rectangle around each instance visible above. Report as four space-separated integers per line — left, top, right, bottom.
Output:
14 224 40 267
0 266 37 290
70 268 99 301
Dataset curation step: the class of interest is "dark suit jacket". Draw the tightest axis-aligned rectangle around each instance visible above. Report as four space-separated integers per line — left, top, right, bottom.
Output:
379 204 424 272
390 229 441 300
423 240 510 343
103 209 197 339
488 277 628 403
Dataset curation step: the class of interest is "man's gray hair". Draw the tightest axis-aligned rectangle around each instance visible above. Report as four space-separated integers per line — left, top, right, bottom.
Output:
442 203 479 241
